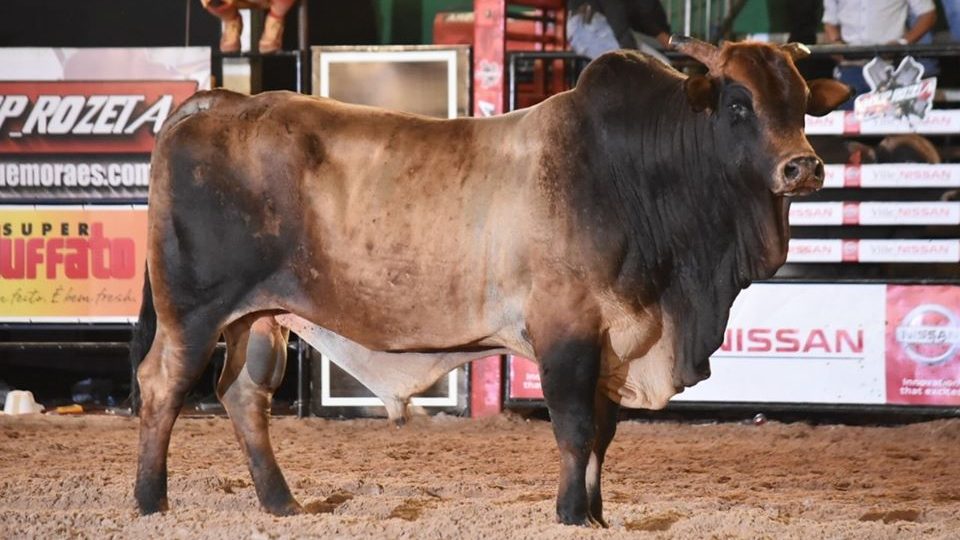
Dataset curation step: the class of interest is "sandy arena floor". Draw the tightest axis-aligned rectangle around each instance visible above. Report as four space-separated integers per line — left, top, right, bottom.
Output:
0 412 958 539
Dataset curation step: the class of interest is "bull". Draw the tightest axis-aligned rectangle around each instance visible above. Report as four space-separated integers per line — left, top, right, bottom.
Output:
131 37 849 525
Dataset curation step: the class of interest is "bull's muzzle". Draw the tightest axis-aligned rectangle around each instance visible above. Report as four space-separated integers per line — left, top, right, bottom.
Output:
775 155 824 196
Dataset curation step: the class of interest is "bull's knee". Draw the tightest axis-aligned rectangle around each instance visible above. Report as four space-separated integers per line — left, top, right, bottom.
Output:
219 316 287 402
245 319 286 389
136 352 170 416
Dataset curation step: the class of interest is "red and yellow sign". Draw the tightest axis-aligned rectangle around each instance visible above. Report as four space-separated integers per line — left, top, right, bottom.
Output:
0 205 147 321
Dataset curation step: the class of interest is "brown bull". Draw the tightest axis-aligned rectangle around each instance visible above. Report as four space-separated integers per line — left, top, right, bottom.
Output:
132 37 849 525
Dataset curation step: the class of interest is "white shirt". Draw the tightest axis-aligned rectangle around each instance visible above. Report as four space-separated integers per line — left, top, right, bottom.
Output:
822 0 935 45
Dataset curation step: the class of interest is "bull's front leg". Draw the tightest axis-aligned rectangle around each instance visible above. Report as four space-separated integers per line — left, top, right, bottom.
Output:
537 338 602 526
586 393 620 527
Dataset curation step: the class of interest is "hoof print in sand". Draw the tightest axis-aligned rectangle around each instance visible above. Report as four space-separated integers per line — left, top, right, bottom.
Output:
859 509 922 523
304 492 355 514
625 512 682 532
389 499 433 521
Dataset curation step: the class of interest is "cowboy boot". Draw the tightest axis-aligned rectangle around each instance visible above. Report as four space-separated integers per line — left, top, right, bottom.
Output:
220 15 243 53
258 12 285 54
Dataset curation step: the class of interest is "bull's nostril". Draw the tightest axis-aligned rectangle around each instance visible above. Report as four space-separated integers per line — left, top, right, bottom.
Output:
784 162 800 181
814 161 824 181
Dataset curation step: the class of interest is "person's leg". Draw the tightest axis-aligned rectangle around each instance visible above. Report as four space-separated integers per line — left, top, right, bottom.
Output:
834 64 870 111
202 0 242 53
567 12 621 60
908 9 939 76
946 0 960 41
259 0 297 54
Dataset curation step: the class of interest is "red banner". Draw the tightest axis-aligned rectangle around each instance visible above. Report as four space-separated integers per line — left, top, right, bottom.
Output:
0 80 197 155
508 355 542 399
886 285 960 405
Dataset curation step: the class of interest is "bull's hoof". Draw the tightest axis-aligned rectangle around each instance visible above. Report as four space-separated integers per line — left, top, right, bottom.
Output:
263 500 304 517
555 510 607 527
136 497 169 515
392 416 407 429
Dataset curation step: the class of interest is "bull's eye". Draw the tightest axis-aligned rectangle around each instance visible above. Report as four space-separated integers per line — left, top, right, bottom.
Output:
729 102 750 119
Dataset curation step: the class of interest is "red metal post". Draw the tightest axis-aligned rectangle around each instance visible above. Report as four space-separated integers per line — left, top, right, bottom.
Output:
473 0 506 117
470 355 503 417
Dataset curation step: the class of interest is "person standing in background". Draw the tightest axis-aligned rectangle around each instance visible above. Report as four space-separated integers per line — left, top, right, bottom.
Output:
822 0 937 107
567 0 672 62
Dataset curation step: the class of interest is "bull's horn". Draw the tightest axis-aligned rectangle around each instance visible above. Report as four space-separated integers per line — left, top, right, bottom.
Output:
780 42 811 61
670 35 721 73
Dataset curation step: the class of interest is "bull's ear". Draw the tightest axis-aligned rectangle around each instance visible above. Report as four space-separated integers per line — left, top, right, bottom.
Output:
684 75 717 112
807 79 852 116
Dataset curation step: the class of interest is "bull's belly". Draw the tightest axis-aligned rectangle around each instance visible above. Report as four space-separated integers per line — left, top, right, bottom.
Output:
276 314 513 419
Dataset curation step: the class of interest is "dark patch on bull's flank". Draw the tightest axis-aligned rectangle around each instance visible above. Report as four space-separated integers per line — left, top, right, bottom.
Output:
300 132 326 169
158 118 298 324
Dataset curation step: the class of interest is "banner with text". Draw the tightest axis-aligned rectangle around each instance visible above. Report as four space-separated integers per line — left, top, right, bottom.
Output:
0 205 146 321
0 47 210 200
886 285 960 405
507 283 960 407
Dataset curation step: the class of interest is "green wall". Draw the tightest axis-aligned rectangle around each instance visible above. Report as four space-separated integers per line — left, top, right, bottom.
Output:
733 0 790 35
376 0 793 45
377 0 472 45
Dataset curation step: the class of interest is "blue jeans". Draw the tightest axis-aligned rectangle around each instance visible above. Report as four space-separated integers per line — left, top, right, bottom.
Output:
943 0 960 41
566 12 670 64
567 12 620 60
834 64 870 111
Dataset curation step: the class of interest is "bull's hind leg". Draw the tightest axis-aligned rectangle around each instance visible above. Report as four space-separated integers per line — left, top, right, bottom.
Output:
218 315 301 516
135 325 219 514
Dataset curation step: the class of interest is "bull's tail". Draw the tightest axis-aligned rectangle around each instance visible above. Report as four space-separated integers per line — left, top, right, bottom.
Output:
128 265 157 415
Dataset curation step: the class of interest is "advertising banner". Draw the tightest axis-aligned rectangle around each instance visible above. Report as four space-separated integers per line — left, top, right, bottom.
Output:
0 47 210 201
886 286 960 405
508 355 541 399
806 110 960 135
676 283 888 404
0 205 146 322
507 283 960 407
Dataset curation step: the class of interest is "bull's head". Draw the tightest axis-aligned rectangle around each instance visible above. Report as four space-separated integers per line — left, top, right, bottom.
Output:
670 36 851 196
